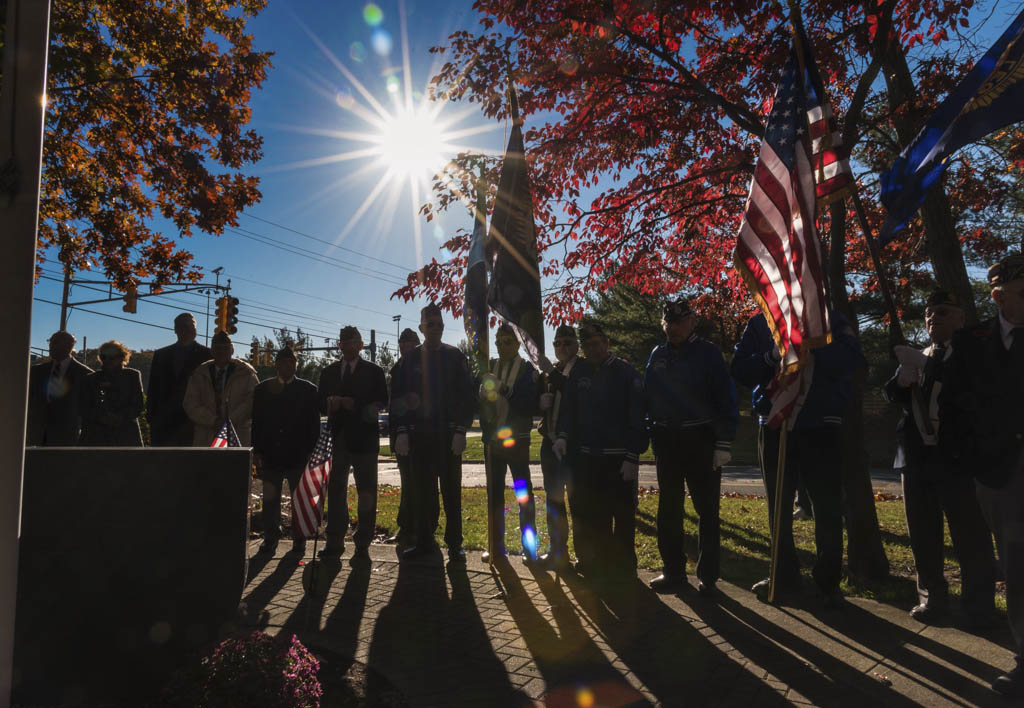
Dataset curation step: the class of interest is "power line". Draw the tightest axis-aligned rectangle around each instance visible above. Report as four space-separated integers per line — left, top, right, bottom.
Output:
34 298 176 332
226 228 408 286
239 212 413 272
224 273 397 317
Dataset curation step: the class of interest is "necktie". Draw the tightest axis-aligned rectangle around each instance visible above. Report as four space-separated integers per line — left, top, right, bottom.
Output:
922 344 945 400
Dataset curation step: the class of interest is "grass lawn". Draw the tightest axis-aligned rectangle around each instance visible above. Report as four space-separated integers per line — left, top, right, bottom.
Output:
336 485 1002 612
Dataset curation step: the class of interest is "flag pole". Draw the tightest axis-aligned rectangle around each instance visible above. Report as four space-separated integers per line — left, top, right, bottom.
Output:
768 425 788 603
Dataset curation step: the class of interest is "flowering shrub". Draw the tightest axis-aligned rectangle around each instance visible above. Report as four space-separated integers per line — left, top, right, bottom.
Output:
165 632 322 708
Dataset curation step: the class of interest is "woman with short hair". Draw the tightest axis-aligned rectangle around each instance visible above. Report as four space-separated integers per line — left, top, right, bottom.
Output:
80 340 145 446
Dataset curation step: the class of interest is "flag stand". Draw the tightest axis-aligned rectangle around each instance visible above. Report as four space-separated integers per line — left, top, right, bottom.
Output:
767 425 788 604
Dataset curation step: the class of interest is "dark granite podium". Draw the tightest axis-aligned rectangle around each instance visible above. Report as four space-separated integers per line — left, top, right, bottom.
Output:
13 447 251 705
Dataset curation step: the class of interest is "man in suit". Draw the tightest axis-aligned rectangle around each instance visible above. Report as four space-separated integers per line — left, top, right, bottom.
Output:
941 254 1024 698
387 328 421 547
731 309 862 608
252 347 321 556
479 324 539 563
319 326 388 563
26 330 92 446
554 321 648 582
147 313 212 446
183 331 258 446
391 304 476 563
885 290 996 627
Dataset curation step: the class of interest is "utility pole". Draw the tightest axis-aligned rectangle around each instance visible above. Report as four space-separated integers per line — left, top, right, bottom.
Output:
393 314 401 343
0 2 52 706
369 329 376 363
59 268 70 331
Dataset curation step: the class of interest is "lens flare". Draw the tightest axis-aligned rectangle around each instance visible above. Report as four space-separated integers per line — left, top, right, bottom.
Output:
576 687 595 708
362 3 383 26
513 478 529 503
497 426 513 440
503 438 516 448
522 527 538 557
349 42 367 63
385 75 400 94
371 28 393 56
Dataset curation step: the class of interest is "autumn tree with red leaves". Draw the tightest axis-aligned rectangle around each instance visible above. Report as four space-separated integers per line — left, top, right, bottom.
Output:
3 0 272 290
399 0 1019 580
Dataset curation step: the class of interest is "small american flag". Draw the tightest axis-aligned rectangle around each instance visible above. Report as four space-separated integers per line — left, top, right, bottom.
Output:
735 31 837 427
210 420 241 448
292 423 333 540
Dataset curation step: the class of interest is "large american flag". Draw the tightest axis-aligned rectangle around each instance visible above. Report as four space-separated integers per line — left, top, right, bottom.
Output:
292 423 333 540
210 420 241 448
735 33 849 426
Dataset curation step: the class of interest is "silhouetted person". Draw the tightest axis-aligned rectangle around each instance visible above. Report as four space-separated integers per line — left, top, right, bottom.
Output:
147 313 212 445
387 328 421 547
79 340 144 446
183 331 258 446
26 330 92 446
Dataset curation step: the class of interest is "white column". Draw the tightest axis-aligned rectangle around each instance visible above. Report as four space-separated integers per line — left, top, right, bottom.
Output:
0 1 52 706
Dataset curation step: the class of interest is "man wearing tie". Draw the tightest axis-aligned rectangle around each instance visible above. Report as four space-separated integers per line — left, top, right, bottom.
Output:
319 326 388 563
147 313 212 446
26 330 92 446
941 254 1024 698
885 290 996 627
183 331 258 446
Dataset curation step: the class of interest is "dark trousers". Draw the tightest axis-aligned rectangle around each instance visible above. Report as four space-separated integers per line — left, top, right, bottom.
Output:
411 431 463 549
486 440 536 556
902 450 996 618
262 465 303 544
759 425 844 593
326 448 378 548
653 426 719 582
572 454 637 577
395 453 413 537
540 437 570 558
976 466 1024 661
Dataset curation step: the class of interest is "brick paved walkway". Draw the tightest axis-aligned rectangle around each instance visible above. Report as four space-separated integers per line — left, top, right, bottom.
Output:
240 542 1017 707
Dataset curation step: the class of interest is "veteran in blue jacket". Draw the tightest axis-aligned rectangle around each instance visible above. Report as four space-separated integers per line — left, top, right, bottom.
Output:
555 320 648 580
645 300 738 596
731 309 862 607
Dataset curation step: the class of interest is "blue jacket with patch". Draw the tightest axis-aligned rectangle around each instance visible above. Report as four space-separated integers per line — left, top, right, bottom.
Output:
730 311 862 429
556 355 649 462
644 334 739 452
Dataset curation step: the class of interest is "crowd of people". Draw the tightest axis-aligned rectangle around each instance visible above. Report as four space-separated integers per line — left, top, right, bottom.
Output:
23 252 1024 697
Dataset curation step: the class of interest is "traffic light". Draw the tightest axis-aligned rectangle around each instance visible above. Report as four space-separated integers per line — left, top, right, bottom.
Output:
226 296 239 335
122 285 138 314
250 341 259 363
214 295 239 335
214 296 228 333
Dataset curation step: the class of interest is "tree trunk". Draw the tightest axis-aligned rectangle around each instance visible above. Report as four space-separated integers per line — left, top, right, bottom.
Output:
829 201 891 581
880 41 978 323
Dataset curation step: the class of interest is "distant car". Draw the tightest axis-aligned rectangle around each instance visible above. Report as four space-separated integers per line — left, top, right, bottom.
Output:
378 412 389 438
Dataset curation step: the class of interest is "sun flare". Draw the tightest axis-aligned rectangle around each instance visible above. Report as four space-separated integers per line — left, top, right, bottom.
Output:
373 108 450 182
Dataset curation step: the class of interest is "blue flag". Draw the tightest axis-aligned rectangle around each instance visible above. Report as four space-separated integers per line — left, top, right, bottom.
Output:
879 8 1024 245
463 176 489 368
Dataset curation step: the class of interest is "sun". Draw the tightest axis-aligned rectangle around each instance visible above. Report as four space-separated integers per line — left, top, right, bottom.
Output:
373 107 450 182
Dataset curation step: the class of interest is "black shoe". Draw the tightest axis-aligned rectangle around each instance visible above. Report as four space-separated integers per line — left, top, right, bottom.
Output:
909 603 949 623
521 552 538 566
318 540 345 559
287 541 306 556
401 543 437 561
448 547 467 564
751 577 799 601
821 590 847 610
540 552 569 573
992 664 1024 698
349 546 371 566
697 580 717 598
257 540 278 555
650 573 686 593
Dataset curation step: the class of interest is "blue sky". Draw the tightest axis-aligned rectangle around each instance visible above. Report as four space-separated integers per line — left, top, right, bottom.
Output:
31 0 514 360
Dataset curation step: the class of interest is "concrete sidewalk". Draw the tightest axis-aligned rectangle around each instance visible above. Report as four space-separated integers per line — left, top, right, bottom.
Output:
375 462 904 496
240 541 1015 707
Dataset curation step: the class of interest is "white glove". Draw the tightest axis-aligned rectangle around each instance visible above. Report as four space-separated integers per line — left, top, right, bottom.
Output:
896 364 920 387
451 431 467 455
536 354 554 374
552 437 567 461
539 392 554 410
894 344 929 368
713 450 731 469
620 460 639 481
394 433 410 457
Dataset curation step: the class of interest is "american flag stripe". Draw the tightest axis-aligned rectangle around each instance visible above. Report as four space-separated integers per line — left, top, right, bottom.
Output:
735 36 834 428
292 424 333 540
802 40 854 204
